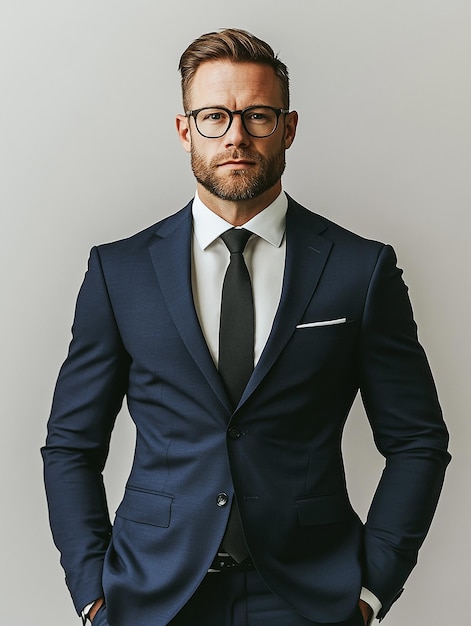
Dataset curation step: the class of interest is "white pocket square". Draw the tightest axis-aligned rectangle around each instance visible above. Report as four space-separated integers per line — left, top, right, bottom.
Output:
296 317 347 329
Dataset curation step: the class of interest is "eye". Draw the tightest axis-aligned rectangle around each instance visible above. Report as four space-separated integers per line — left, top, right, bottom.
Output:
199 109 230 123
247 111 269 121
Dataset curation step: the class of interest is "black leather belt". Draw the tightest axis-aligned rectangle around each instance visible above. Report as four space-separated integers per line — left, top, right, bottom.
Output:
209 552 254 573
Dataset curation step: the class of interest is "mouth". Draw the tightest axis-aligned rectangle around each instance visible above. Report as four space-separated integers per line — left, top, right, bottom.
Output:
217 160 256 168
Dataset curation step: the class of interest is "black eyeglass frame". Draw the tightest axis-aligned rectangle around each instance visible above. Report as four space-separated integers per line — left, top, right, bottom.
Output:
186 105 290 139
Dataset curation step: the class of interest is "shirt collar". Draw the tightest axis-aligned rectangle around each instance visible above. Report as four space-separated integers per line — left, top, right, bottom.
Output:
192 190 287 251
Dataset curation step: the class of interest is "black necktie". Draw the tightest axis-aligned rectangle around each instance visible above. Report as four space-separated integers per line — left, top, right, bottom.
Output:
218 228 253 562
219 228 254 407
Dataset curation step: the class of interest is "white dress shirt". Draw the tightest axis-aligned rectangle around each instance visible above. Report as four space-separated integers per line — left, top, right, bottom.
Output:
191 190 287 367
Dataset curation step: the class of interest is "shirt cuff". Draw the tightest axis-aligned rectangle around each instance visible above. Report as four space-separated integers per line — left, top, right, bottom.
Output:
81 601 96 623
360 587 382 623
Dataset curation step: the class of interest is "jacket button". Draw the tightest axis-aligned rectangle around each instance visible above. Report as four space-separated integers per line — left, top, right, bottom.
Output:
228 428 240 439
216 493 229 507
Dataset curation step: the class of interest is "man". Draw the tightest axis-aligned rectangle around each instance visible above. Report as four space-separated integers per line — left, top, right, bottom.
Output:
42 28 450 626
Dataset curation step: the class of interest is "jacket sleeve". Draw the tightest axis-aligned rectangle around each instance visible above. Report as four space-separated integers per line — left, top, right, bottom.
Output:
41 246 130 614
359 244 450 619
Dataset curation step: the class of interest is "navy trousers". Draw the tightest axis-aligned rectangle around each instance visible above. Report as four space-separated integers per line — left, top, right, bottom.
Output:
92 569 364 626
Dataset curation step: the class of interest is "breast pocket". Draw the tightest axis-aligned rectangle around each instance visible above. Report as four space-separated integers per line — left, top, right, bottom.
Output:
295 317 348 329
289 317 357 365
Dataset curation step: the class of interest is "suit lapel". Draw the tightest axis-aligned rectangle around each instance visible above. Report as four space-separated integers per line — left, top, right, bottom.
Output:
148 203 232 413
148 198 333 414
238 198 333 407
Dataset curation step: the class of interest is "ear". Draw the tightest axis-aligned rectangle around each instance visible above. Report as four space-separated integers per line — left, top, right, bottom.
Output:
176 114 192 153
284 110 298 149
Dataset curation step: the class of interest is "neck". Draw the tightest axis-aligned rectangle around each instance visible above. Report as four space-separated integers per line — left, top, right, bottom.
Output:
196 182 282 226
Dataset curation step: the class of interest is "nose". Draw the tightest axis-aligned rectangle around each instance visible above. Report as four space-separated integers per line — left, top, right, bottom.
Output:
223 113 250 148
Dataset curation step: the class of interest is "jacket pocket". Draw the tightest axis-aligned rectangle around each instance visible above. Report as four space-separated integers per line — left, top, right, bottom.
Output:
116 485 174 528
296 493 353 526
296 317 348 329
90 603 109 626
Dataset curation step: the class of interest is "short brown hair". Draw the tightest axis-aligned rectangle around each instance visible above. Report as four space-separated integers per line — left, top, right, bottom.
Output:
178 28 290 112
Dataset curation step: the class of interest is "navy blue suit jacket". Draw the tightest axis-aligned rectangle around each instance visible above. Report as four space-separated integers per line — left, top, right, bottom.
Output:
42 197 450 625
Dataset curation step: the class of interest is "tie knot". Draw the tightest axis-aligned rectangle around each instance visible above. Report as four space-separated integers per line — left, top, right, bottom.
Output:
220 228 252 254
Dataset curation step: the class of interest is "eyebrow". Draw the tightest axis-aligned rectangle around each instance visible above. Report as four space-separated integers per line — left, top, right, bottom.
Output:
194 104 278 110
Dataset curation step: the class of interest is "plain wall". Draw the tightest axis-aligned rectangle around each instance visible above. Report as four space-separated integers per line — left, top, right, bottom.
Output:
1 2 469 624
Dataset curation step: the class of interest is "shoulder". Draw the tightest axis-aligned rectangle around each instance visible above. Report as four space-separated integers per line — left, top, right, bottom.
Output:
286 195 386 255
94 201 193 260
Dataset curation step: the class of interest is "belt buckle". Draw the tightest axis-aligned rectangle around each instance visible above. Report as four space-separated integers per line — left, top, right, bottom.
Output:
208 552 253 573
208 552 232 573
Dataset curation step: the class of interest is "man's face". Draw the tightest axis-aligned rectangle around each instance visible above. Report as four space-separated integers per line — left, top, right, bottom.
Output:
177 61 297 203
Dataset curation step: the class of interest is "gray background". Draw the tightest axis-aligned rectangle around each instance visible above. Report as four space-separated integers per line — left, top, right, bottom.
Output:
1 1 469 624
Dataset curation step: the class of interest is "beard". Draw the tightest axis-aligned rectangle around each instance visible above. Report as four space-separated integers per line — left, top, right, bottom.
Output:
190 143 286 202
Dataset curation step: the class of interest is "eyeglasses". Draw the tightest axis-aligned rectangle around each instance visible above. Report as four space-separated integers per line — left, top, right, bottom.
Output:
186 106 290 139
